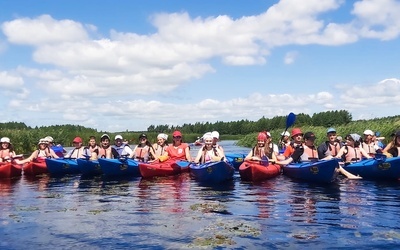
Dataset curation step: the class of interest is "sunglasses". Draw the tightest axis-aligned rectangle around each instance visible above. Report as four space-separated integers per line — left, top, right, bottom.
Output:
173 136 182 139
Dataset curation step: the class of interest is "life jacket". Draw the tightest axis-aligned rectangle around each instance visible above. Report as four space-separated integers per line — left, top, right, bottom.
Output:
112 143 130 156
98 146 111 158
134 145 150 162
362 142 376 157
325 142 341 157
300 145 318 161
251 146 267 158
153 144 167 157
67 147 89 159
36 148 53 159
342 145 362 162
200 146 220 164
166 143 189 160
88 145 99 153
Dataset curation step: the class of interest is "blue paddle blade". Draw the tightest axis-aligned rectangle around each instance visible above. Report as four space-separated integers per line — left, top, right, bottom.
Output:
286 112 296 128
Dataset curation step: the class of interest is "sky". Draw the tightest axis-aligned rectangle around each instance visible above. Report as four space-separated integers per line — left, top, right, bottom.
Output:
0 0 400 132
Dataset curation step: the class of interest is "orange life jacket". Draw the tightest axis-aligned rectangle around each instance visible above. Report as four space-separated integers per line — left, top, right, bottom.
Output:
134 145 150 162
166 143 189 160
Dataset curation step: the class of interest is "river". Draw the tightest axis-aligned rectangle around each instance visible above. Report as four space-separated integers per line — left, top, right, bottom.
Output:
1 140 400 249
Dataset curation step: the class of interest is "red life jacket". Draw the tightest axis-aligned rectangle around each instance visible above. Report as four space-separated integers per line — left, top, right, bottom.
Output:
166 143 189 160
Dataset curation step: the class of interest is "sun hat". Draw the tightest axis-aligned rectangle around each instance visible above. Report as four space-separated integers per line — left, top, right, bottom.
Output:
0 137 10 143
115 135 123 140
291 128 303 138
211 131 220 139
157 133 168 140
363 130 374 136
327 128 336 134
38 138 48 145
173 131 182 137
73 137 83 143
281 131 290 137
44 136 54 143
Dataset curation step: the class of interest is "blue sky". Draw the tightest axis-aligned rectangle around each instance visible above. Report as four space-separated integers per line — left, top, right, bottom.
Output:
0 0 400 132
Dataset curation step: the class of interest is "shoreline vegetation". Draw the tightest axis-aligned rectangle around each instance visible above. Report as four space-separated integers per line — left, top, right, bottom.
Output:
1 110 399 154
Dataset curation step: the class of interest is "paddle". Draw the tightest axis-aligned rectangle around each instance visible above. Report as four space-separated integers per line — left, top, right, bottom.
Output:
279 112 296 146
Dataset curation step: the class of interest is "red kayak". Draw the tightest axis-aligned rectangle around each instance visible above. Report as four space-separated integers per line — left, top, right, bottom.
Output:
0 162 23 178
239 160 281 182
139 159 181 178
23 158 48 176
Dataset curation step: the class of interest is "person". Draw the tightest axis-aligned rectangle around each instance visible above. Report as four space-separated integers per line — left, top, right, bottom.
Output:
165 130 192 161
94 134 119 159
374 131 385 149
361 129 381 157
87 136 99 153
336 134 372 163
194 132 226 164
152 133 169 160
112 134 133 157
64 137 91 159
279 131 291 152
317 128 343 159
244 132 277 163
384 130 400 157
15 138 59 164
211 131 224 154
277 132 330 165
277 128 303 161
130 133 155 162
383 132 397 153
0 137 17 162
265 131 279 158
44 136 66 157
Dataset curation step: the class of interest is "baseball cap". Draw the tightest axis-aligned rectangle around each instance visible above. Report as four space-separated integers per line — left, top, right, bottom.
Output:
281 131 290 137
211 131 219 139
73 137 83 143
304 132 316 140
115 135 123 140
139 133 147 139
101 134 110 140
173 131 182 137
327 128 336 134
363 130 374 136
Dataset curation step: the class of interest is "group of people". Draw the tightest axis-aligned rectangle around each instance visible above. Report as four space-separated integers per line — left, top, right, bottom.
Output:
2 128 400 171
244 127 400 178
0 130 226 166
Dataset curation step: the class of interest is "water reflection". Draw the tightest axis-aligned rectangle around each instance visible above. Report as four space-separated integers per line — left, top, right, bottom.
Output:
0 177 20 197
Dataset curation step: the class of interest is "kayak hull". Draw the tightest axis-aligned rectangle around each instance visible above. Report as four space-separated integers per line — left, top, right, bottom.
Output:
0 162 22 178
239 161 281 182
283 159 339 183
98 158 140 177
190 161 235 183
77 159 102 176
139 159 181 178
343 157 400 180
45 158 80 175
225 153 246 170
23 158 48 176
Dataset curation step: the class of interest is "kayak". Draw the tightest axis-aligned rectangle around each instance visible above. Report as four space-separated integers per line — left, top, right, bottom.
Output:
175 160 191 172
0 162 22 178
45 158 80 175
98 158 140 177
239 161 281 182
342 156 400 180
139 159 181 178
77 158 102 176
225 153 246 170
283 159 339 183
189 161 235 183
23 158 48 175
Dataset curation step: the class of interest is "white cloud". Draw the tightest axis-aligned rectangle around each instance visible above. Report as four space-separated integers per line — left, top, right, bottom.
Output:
2 14 89 45
284 51 298 64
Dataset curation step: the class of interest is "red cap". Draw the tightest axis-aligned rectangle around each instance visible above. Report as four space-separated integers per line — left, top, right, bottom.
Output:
291 128 303 138
73 136 83 143
172 130 182 137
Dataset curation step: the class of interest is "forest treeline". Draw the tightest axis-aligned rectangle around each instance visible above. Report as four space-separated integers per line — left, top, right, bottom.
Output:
1 110 399 154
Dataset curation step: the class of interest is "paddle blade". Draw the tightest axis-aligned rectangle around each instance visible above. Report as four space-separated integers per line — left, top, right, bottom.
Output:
286 112 296 128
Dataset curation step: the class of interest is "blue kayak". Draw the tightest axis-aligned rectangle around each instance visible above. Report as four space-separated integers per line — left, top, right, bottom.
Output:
77 158 102 176
45 158 80 175
342 156 400 180
189 161 235 183
98 158 140 177
283 159 339 183
225 153 246 170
